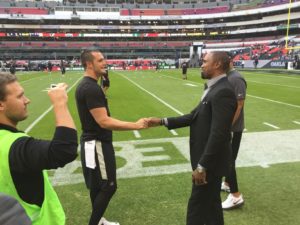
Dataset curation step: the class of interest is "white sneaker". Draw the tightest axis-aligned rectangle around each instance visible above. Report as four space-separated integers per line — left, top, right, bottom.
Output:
221 182 230 193
222 194 244 210
99 217 120 225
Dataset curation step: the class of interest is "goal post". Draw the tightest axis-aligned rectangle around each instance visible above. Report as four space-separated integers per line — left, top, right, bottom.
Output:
285 0 300 50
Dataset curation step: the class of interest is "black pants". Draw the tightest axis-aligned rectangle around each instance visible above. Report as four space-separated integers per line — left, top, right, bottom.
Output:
225 131 243 193
81 140 117 225
187 175 223 225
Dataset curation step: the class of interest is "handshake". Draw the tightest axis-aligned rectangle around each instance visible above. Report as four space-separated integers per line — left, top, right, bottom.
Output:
134 117 164 130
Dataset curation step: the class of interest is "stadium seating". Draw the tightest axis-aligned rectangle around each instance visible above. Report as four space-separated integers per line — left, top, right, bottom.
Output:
0 7 49 15
261 0 290 7
121 6 229 16
0 41 192 49
0 0 299 62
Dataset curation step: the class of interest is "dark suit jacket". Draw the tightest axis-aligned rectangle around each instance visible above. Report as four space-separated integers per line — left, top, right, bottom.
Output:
167 77 237 177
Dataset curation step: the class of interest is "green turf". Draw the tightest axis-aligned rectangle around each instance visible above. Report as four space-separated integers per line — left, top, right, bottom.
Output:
55 163 300 225
16 69 300 225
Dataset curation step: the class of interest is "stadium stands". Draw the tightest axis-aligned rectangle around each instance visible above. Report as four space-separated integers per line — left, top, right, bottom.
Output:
0 7 49 15
0 0 299 67
119 6 229 16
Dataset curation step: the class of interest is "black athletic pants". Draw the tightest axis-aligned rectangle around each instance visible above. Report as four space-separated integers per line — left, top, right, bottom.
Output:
81 140 117 225
225 131 243 193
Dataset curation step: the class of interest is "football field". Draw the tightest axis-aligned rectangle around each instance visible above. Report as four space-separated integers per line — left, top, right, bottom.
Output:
17 68 300 225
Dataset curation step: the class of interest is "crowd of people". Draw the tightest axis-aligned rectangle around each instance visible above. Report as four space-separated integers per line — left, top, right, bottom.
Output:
0 50 247 225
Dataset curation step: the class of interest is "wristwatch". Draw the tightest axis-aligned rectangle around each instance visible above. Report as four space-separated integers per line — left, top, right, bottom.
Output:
196 164 206 173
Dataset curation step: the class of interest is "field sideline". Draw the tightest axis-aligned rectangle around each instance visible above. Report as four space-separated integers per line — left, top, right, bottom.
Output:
16 68 300 225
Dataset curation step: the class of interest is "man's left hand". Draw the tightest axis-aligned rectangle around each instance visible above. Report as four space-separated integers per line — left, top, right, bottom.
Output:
192 169 207 186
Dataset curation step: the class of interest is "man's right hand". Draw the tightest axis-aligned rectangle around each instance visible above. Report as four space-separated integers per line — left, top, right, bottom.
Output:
135 118 149 129
48 83 68 106
47 83 76 129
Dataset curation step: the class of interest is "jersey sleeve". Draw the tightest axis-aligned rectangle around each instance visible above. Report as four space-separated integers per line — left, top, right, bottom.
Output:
84 83 106 110
10 127 78 172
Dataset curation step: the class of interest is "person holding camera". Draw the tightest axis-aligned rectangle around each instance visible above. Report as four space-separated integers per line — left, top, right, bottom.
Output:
0 73 78 225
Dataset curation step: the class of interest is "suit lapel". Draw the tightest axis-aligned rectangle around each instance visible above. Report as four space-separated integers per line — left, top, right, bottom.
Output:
192 77 227 120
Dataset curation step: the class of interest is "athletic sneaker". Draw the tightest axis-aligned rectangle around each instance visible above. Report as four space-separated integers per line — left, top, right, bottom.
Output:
221 182 230 193
99 217 120 225
222 194 244 210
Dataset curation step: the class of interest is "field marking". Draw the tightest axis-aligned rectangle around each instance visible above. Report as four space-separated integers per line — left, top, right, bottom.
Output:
293 121 300 125
242 72 300 80
116 72 184 115
246 80 300 89
133 130 141 138
184 83 198 87
19 71 83 85
263 122 280 129
25 76 82 133
248 94 300 109
20 75 46 85
260 164 270 168
50 129 300 186
160 74 300 109
25 107 54 133
170 129 178 136
160 74 203 85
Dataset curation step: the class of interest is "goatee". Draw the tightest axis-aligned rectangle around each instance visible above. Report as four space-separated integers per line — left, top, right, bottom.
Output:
201 72 208 79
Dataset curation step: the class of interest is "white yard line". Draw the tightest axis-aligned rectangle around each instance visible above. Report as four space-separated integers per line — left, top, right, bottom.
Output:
116 72 184 115
51 129 300 186
25 76 82 133
25 107 54 133
169 129 178 136
243 72 300 80
161 74 300 110
160 74 201 85
184 83 198 87
133 130 141 138
248 94 300 109
263 122 280 129
20 75 45 84
293 121 300 125
246 80 300 89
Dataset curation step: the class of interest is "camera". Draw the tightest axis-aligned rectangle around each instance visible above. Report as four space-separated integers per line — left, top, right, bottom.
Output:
50 84 57 89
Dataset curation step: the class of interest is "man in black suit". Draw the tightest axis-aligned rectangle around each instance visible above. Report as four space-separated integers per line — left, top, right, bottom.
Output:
148 51 237 225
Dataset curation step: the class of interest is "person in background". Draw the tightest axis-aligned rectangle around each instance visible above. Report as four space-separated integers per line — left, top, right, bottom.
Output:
60 60 66 76
0 72 78 225
9 61 16 75
241 60 245 69
75 49 148 225
148 51 237 225
155 61 160 72
47 61 53 75
254 56 259 69
221 52 247 210
182 61 188 80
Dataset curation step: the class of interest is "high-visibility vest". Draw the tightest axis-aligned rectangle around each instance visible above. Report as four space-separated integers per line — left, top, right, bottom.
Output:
0 129 65 225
